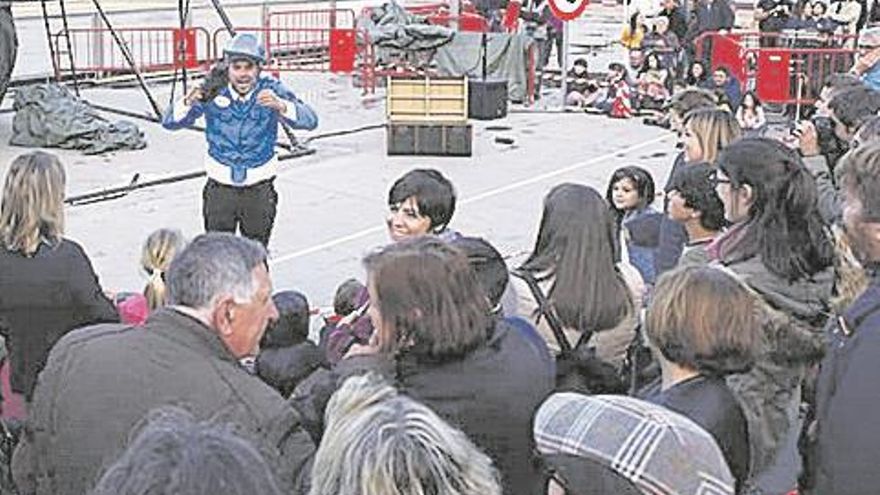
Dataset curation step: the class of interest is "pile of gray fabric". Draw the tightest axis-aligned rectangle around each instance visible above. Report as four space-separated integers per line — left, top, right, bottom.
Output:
10 83 146 154
359 0 455 50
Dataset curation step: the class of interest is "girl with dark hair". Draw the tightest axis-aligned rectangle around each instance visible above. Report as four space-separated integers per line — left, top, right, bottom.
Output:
607 166 664 285
710 137 834 491
736 91 766 131
636 52 671 111
512 184 642 367
686 60 713 89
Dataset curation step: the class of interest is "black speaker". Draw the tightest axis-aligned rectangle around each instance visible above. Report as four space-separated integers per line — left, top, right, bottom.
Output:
468 79 508 120
387 123 473 156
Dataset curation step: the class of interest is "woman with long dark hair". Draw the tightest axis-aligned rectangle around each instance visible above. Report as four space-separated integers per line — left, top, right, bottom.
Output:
711 137 834 492
513 183 641 368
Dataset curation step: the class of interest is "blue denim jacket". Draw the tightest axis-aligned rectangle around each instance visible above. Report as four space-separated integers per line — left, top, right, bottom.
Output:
162 76 318 184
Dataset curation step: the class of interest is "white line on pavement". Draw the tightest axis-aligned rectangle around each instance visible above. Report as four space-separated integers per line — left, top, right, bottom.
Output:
268 133 671 266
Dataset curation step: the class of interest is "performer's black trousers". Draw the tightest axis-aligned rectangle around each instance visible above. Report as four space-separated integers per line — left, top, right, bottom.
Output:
203 178 277 247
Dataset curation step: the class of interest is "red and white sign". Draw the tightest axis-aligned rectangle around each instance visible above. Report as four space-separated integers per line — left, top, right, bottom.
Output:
548 0 589 21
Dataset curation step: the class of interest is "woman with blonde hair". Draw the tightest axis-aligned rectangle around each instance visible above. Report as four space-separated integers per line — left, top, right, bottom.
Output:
310 374 502 495
682 107 742 166
141 228 186 310
0 151 118 401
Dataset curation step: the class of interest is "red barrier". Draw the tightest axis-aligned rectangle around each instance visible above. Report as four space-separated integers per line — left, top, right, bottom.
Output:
694 31 861 105
54 27 212 75
266 8 356 30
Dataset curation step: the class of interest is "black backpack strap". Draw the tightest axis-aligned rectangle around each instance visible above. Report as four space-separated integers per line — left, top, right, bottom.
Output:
512 269 578 355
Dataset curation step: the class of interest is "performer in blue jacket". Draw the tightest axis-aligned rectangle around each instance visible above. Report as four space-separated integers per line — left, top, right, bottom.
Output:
163 33 318 246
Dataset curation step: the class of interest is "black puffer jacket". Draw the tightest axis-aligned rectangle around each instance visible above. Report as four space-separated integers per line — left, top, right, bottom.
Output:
293 319 554 495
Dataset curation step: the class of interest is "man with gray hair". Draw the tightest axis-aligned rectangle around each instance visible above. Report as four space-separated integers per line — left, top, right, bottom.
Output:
11 233 315 495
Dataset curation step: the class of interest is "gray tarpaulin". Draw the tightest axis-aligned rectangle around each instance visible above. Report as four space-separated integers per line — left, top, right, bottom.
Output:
359 1 455 51
11 83 146 154
434 32 535 102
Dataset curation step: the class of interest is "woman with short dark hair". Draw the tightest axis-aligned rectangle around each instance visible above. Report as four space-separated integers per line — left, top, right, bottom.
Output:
640 265 759 492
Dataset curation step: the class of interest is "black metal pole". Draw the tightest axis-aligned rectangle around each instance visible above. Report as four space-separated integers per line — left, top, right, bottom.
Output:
178 0 189 95
209 0 236 35
39 0 61 81
58 0 80 96
89 0 163 119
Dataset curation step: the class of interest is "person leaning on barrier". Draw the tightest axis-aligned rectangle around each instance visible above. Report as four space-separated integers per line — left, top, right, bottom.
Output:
11 232 315 495
162 33 318 247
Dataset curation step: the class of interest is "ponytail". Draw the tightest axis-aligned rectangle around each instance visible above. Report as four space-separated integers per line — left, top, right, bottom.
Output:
718 138 834 280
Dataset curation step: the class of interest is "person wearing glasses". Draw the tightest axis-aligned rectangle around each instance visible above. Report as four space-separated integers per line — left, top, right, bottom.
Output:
709 137 834 493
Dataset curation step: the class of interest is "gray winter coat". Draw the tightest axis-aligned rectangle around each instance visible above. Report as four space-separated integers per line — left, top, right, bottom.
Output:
11 308 315 495
721 255 833 484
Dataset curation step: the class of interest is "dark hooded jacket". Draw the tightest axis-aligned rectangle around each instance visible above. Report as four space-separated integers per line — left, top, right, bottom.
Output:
293 318 554 495
813 265 880 495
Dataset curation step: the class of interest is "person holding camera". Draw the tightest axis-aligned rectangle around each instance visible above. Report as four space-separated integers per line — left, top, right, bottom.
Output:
795 84 880 224
162 33 318 247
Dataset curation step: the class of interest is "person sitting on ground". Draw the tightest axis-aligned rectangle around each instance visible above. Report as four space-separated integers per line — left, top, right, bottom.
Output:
117 228 187 326
323 168 459 364
0 151 119 405
309 374 503 495
586 63 632 117
13 233 316 495
639 265 759 492
710 138 834 493
607 166 664 286
736 91 767 131
685 60 714 89
294 237 553 495
636 52 671 113
565 58 600 108
256 290 325 398
711 67 743 110
534 393 736 495
666 163 728 266
90 406 284 495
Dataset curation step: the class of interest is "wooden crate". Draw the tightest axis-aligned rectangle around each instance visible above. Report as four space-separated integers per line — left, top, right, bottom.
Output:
386 76 469 124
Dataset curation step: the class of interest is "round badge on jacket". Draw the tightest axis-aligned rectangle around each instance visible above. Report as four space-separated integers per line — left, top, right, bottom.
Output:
213 95 231 108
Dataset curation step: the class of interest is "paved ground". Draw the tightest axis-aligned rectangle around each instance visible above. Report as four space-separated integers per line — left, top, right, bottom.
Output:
1 0 678 315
